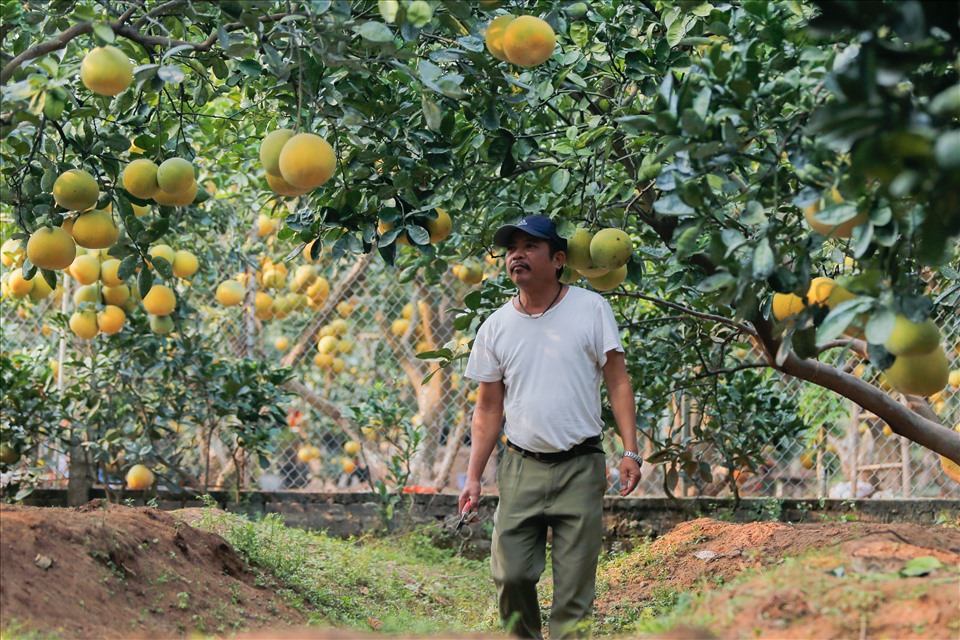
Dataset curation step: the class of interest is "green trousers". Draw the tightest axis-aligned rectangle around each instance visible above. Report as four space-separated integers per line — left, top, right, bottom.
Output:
491 448 606 639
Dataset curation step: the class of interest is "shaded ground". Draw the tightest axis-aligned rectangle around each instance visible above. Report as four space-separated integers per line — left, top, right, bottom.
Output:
1 504 958 639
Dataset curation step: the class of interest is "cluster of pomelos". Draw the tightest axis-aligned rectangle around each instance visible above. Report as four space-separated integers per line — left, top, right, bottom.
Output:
122 156 200 207
259 129 337 197
562 227 634 291
485 14 556 67
772 276 952 397
313 307 357 373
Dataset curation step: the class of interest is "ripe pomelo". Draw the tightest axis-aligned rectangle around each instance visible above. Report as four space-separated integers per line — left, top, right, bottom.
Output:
99 258 123 287
216 280 245 306
80 46 133 96
485 15 516 62
70 209 119 250
69 254 101 285
883 347 949 396
27 274 54 301
69 309 99 340
142 284 177 316
502 15 556 67
426 208 453 243
122 159 161 199
8 268 34 298
589 228 632 270
587 264 627 291
96 305 126 335
27 226 76 271
565 227 594 270
806 276 835 306
279 133 336 190
172 250 199 279
101 284 130 306
884 315 940 357
126 464 155 490
53 169 99 212
1 238 24 268
156 158 196 195
772 292 804 321
259 128 295 177
266 170 310 197
153 181 198 206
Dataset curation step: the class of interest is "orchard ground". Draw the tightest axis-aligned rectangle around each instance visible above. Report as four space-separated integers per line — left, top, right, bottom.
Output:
1 503 957 639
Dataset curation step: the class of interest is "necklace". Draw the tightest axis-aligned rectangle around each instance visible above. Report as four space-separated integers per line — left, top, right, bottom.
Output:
516 284 564 319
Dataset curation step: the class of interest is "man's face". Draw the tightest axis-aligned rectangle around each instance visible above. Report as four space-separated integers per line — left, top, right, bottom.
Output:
504 231 563 287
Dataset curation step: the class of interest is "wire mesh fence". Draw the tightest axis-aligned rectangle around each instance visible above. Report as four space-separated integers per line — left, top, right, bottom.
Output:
1 219 958 501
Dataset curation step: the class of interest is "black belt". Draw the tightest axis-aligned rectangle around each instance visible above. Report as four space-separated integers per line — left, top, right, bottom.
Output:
506 435 603 463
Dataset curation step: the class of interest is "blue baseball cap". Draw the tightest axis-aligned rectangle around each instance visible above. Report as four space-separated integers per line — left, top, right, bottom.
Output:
493 215 567 250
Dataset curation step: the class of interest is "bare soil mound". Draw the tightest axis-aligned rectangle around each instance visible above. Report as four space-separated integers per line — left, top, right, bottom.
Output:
0 501 304 639
598 517 960 639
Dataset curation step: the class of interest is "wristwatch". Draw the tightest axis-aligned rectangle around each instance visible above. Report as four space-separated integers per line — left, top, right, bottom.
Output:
622 451 642 464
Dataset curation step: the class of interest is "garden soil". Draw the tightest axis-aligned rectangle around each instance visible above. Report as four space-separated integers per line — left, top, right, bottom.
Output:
1 503 958 640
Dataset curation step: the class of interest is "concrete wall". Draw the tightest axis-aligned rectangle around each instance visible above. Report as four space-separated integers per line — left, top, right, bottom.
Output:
17 489 959 546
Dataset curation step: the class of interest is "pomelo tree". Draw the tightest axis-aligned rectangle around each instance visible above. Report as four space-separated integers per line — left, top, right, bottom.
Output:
1 0 957 494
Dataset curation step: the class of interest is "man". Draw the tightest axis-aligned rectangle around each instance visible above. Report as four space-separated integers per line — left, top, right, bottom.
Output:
458 215 641 639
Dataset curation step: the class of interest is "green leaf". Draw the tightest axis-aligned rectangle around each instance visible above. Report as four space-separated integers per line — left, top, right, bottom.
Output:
422 96 442 131
551 169 569 194
816 298 874 344
697 272 735 292
356 21 394 43
751 239 774 280
92 22 115 44
900 556 942 577
864 307 895 344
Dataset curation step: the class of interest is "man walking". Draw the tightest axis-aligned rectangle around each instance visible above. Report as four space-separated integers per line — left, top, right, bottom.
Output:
458 215 641 639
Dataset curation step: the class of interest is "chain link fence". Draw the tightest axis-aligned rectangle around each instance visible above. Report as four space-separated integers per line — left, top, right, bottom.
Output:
1 216 958 501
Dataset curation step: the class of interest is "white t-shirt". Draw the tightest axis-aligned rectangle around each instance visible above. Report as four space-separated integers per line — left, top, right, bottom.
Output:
464 285 624 453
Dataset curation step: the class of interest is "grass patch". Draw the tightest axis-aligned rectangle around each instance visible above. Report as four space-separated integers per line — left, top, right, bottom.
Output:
190 504 500 635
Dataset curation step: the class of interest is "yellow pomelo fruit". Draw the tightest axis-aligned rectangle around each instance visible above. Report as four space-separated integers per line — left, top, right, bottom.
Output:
125 464 154 490
589 228 632 269
587 264 627 291
101 284 130 306
153 180 198 207
259 129 295 177
344 441 361 456
53 169 99 212
803 190 868 239
254 291 274 320
329 318 349 336
290 265 316 293
941 456 960 484
149 313 175 334
27 226 76 270
69 254 100 285
216 280 245 306
97 305 126 335
485 14 516 62
122 159 161 199
261 267 286 290
577 265 609 278
806 276 835 306
70 209 119 249
884 315 940 356
1 238 25 267
772 292 804 321
99 259 123 286
566 227 594 270
73 284 101 305
69 309 100 340
172 250 199 279
949 370 960 388
28 274 54 301
156 158 196 195
502 15 556 67
307 276 330 302
559 264 580 284
391 317 411 336
317 335 339 354
8 268 34 297
142 284 177 315
826 283 857 308
457 261 484 284
426 208 453 243
148 244 176 266
266 171 310 197
883 347 949 396
274 336 290 351
278 133 336 189
80 46 133 96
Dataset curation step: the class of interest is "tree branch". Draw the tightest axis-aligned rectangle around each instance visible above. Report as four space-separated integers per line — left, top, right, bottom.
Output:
614 291 757 335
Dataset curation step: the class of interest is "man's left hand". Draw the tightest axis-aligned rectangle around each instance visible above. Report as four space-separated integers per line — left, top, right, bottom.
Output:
619 458 641 496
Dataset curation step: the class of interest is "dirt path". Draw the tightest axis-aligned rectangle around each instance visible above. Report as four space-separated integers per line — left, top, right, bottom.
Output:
1 503 957 639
